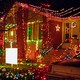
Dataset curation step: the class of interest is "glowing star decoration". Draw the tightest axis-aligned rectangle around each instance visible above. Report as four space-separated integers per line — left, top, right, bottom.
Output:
6 48 18 64
55 24 60 31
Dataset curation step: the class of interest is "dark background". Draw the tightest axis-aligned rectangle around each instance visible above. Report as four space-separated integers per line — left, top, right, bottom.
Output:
0 0 80 18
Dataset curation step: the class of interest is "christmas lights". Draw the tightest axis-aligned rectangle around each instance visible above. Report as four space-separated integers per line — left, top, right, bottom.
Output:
1 2 80 63
17 2 80 19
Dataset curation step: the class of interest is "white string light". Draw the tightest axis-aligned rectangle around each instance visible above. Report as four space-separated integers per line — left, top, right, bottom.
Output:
8 2 80 22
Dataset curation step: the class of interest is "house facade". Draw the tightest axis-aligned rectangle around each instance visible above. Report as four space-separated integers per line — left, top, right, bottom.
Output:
0 2 80 62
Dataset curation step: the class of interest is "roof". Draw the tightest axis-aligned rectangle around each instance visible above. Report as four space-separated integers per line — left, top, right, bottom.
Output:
0 0 80 18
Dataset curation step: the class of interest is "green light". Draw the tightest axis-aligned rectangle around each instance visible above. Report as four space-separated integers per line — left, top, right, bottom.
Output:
27 27 32 33
30 63 32 66
27 63 32 66
33 63 38 66
5 24 17 28
0 49 2 56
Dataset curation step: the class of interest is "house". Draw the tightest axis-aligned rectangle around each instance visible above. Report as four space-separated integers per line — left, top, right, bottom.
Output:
0 2 80 63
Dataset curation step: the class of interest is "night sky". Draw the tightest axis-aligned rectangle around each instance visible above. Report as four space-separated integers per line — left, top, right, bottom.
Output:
0 0 80 18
